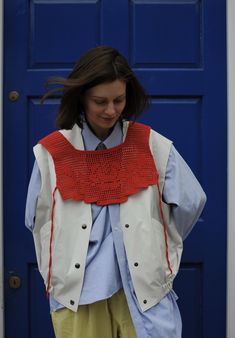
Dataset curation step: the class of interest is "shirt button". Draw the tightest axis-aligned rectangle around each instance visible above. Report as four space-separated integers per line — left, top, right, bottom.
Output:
143 299 147 304
82 224 87 229
70 300 74 305
125 224 130 228
75 263 80 269
134 262 139 267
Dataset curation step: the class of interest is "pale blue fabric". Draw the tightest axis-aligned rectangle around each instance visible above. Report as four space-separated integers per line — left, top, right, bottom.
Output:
78 122 123 305
109 204 182 338
25 121 206 338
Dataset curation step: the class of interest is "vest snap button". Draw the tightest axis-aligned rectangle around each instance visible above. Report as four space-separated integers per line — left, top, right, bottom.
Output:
125 224 129 228
75 263 80 269
70 300 75 305
82 224 87 229
134 262 139 267
143 299 147 304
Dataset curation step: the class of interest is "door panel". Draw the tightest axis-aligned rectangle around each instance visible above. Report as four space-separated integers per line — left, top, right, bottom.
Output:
4 1 227 337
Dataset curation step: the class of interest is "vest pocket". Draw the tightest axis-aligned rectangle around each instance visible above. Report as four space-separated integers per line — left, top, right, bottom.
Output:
151 218 168 281
39 221 51 281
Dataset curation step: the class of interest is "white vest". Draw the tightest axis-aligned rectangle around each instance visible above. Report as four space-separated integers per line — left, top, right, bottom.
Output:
33 122 183 312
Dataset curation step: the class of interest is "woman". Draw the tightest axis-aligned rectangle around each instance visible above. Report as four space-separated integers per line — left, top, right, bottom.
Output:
25 45 206 338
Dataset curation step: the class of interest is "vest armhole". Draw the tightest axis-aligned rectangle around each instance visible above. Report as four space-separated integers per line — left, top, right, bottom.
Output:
149 129 172 193
33 144 57 195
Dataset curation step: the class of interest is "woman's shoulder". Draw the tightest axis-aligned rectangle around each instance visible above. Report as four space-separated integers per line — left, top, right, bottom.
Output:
150 128 173 147
124 120 173 145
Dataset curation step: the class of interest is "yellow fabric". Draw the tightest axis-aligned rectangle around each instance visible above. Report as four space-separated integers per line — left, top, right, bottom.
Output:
51 289 137 338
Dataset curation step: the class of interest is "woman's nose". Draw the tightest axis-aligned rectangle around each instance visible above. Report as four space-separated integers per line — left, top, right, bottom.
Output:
105 102 116 115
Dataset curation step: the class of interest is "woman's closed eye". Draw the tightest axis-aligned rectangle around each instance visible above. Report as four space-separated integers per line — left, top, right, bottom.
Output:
114 98 126 104
95 100 106 105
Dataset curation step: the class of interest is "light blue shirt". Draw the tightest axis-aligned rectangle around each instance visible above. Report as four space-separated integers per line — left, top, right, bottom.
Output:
25 122 206 338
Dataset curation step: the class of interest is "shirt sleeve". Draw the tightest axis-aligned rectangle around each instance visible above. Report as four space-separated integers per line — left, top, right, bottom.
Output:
25 160 42 231
163 145 207 240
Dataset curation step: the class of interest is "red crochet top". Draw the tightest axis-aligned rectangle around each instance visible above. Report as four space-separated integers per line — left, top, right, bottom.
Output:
39 122 158 205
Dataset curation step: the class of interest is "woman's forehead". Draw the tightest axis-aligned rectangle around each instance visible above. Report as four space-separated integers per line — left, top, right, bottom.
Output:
87 80 126 98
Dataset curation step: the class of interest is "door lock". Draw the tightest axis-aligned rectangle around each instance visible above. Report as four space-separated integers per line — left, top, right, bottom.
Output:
8 91 20 102
9 276 21 289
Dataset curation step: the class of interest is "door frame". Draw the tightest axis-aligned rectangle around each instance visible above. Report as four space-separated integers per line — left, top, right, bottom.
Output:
227 0 235 336
0 1 234 337
0 0 4 337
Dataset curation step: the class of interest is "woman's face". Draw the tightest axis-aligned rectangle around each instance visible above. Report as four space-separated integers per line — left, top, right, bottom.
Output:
83 80 126 140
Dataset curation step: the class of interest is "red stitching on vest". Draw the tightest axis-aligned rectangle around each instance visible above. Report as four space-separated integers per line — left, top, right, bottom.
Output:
156 181 173 275
46 186 57 298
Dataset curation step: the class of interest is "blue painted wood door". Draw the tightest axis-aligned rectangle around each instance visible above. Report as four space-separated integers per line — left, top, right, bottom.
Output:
4 0 227 337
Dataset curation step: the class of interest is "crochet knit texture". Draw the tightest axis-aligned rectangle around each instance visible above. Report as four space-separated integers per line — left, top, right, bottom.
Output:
39 122 158 205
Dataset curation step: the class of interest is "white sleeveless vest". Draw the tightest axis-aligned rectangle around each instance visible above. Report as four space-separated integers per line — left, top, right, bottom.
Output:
33 121 183 312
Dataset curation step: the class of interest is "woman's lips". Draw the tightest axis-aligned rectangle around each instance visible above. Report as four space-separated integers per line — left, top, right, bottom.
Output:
100 116 118 122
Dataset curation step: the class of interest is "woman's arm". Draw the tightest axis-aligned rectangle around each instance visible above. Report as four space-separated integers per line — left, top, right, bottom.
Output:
163 145 207 240
25 161 41 231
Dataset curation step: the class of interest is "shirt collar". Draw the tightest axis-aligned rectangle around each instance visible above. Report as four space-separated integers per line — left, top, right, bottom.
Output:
82 121 123 150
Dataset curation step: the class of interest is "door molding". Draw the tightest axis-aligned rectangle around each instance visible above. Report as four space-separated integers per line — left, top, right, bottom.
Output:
0 0 3 337
227 0 235 337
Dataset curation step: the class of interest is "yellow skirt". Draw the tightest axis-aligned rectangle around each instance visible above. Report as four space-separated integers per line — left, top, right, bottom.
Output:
51 288 137 338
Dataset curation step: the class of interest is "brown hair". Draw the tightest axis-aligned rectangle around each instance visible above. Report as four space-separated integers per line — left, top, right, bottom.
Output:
42 46 150 129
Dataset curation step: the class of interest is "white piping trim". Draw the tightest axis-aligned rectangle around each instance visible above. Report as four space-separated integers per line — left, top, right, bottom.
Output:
0 0 4 336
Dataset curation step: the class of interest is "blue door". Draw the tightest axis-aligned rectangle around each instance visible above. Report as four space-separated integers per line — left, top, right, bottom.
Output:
4 1 227 337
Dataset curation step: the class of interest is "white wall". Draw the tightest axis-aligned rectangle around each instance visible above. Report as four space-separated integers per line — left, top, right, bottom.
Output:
0 0 3 336
227 0 235 337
